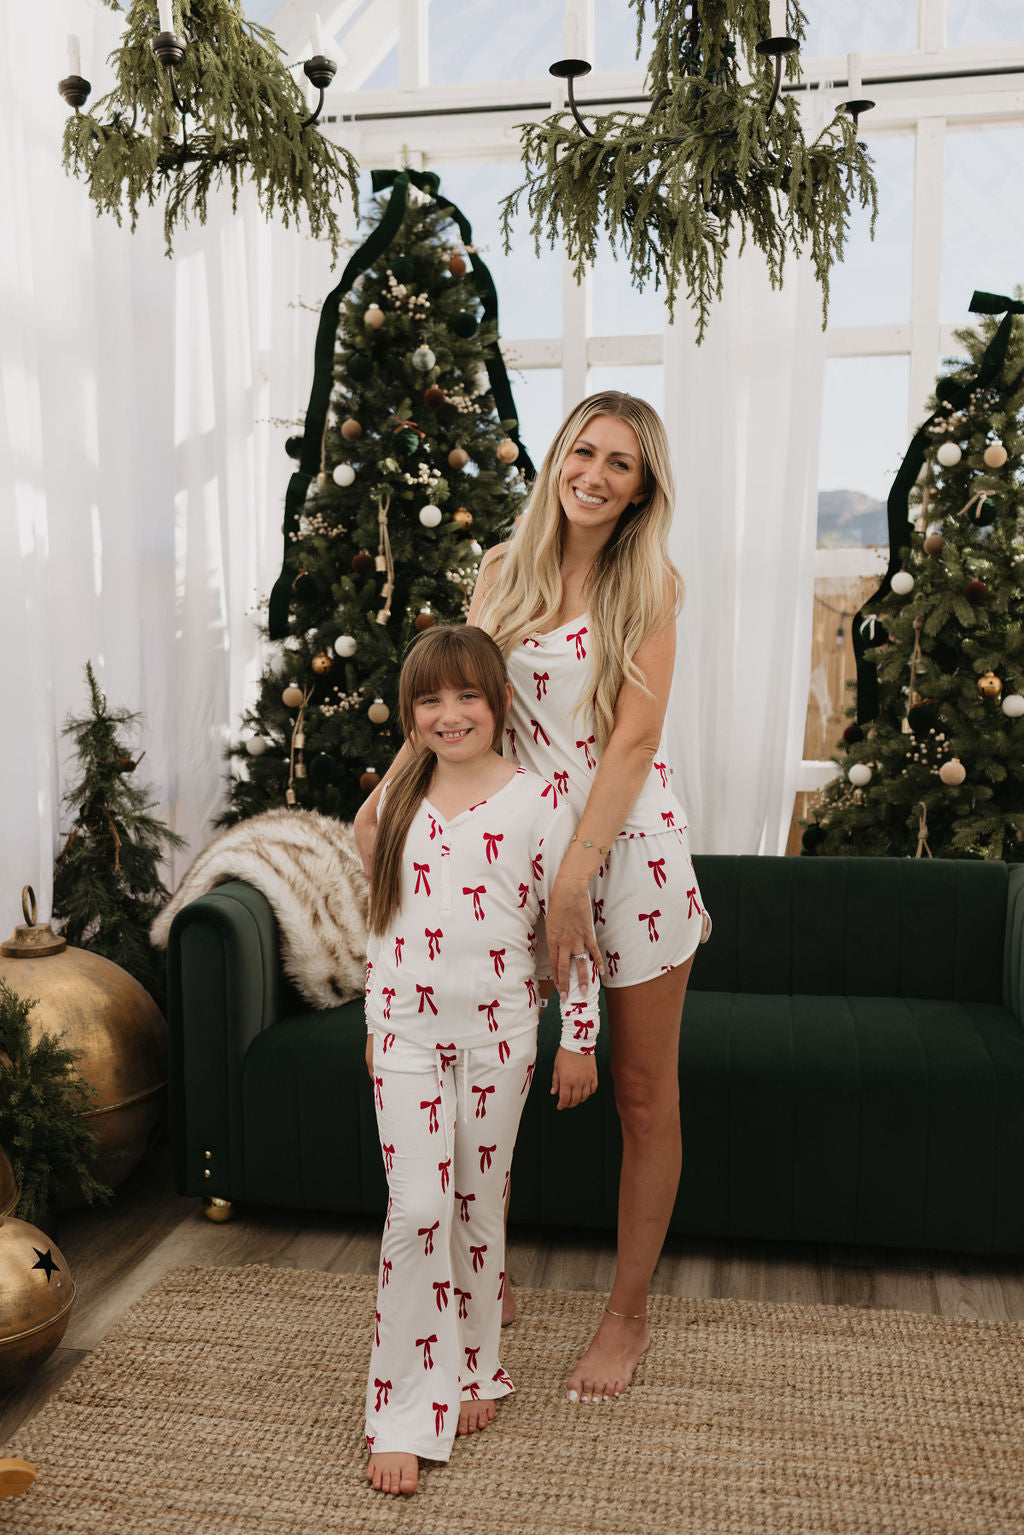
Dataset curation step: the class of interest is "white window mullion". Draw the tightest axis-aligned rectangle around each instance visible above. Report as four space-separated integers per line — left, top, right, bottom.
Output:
919 0 947 55
908 116 945 430
398 0 428 91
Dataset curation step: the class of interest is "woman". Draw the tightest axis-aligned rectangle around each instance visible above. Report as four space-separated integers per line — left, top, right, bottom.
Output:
356 391 707 1403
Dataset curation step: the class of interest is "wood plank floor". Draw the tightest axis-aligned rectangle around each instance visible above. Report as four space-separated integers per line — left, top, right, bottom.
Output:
5 1135 1024 1446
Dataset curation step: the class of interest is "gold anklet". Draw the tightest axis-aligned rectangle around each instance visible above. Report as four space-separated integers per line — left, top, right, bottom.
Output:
605 1306 644 1319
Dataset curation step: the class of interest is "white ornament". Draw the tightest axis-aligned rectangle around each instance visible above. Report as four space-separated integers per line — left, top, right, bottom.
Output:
939 758 967 786
471 365 488 394
936 441 962 467
848 763 872 787
469 540 483 556
1002 694 1024 718
245 736 268 756
419 503 442 528
890 571 915 596
334 634 357 658
984 441 1008 469
412 346 436 372
364 305 385 329
332 463 355 487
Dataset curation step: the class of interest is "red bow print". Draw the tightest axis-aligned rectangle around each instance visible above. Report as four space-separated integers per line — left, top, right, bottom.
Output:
525 977 538 1007
497 1269 506 1299
457 1190 475 1222
527 928 536 955
522 1063 536 1095
687 886 703 919
573 1019 595 1041
523 636 540 648
428 813 441 840
439 1047 457 1073
381 1255 393 1285
478 999 500 1032
417 1334 437 1369
470 1244 487 1272
381 988 395 1020
605 950 620 978
517 882 530 908
534 670 549 699
455 1286 471 1318
649 858 667 888
425 927 443 959
413 862 431 895
386 1194 392 1230
493 1366 513 1389
490 947 506 976
661 810 676 828
394 937 405 965
505 727 518 756
473 1084 495 1118
433 1280 450 1312
654 760 668 788
498 1039 510 1063
479 1143 495 1173
420 1221 440 1256
420 1096 441 1132
374 1309 381 1346
382 1031 395 1053
417 984 438 1016
483 831 503 863
463 885 486 920
465 1344 480 1373
593 898 605 927
382 1143 395 1174
576 736 597 768
433 1401 448 1436
374 1074 383 1109
374 1378 391 1411
531 849 544 879
639 909 661 942
503 1168 511 1198
554 769 569 796
438 1158 451 1193
531 718 551 745
567 627 588 659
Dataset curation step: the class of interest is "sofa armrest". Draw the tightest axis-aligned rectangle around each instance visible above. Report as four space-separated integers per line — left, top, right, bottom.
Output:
1003 866 1024 1026
166 880 288 1198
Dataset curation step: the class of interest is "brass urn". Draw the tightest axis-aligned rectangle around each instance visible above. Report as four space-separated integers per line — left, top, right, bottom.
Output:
0 1209 75 1392
0 889 167 1193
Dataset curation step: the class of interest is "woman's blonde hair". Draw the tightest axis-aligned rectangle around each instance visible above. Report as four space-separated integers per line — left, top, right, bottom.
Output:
474 391 682 748
368 625 510 935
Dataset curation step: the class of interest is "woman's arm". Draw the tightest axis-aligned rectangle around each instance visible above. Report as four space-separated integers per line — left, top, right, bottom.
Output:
548 602 678 997
352 740 412 876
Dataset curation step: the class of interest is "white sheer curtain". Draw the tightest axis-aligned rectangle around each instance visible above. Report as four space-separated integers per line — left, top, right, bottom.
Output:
663 95 834 855
0 2 343 941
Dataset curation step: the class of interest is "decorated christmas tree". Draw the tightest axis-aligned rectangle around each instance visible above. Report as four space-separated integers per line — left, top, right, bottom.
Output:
223 169 532 823
52 663 185 1006
804 291 1024 861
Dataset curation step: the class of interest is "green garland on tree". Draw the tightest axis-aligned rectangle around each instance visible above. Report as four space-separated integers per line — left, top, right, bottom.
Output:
222 171 531 823
0 980 110 1225
804 292 1024 861
63 0 358 257
52 663 185 1009
501 0 876 339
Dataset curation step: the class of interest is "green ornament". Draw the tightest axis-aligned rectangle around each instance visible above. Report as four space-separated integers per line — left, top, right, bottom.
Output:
971 497 998 528
391 257 416 282
346 353 372 382
395 429 420 456
451 311 479 338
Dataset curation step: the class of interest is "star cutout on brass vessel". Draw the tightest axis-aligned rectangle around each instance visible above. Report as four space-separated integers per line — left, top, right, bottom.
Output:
32 1248 58 1282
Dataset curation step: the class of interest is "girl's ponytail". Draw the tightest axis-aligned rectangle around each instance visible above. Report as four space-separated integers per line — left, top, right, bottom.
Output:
368 746 435 936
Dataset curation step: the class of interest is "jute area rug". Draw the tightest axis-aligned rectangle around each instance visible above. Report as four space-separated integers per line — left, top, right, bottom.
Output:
3 1264 1023 1535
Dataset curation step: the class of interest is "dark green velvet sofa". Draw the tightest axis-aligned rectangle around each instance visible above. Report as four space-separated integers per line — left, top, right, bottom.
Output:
167 855 1024 1255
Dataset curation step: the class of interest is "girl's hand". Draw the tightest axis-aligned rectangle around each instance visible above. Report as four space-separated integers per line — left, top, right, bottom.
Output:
551 1047 598 1110
547 876 601 1000
365 1032 374 1080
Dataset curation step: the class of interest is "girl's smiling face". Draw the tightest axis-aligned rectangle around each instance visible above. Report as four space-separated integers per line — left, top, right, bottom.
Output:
558 413 646 537
412 681 510 765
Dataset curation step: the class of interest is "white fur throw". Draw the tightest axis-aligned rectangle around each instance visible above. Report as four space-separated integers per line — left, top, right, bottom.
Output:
150 809 369 1009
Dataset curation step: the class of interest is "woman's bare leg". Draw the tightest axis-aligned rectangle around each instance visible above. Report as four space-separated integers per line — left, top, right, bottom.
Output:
566 958 693 1401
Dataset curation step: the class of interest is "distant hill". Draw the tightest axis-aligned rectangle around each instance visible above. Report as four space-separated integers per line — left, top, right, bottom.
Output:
817 489 888 549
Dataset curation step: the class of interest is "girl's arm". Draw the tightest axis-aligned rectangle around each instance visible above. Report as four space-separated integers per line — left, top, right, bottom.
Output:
548 598 678 999
538 808 601 1109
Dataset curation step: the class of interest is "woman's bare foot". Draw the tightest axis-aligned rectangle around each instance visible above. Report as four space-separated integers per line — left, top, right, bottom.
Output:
458 1398 497 1435
367 1450 419 1494
566 1310 650 1402
501 1284 517 1326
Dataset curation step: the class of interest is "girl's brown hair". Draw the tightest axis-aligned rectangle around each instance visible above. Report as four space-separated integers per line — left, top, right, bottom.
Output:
368 625 511 935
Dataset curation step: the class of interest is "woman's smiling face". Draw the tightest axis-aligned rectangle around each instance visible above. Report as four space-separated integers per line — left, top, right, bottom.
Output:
557 414 646 538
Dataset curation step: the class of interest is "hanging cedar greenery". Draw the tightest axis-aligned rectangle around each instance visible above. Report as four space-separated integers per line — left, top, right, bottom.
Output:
62 0 358 257
501 0 877 340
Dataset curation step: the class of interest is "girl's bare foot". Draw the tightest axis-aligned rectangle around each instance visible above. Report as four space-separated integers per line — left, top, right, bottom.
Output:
566 1310 650 1402
367 1450 419 1494
458 1397 497 1434
501 1284 517 1326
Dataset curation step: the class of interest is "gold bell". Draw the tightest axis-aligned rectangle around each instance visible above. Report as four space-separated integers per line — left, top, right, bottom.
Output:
977 671 1003 698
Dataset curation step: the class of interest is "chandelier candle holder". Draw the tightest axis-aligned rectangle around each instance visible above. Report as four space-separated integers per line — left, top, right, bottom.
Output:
503 0 877 341
59 0 358 258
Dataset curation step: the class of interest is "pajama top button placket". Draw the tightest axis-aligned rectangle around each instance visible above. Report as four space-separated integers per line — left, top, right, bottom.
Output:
440 843 452 914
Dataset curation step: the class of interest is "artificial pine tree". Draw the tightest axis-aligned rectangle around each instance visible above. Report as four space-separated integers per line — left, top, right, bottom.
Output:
224 171 531 823
805 292 1024 861
52 663 185 1006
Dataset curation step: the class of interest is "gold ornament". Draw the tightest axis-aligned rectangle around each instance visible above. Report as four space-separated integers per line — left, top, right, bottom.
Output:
311 651 334 675
496 437 520 463
0 1213 75 1392
203 1196 233 1223
368 698 390 724
977 671 1003 698
453 508 473 528
0 890 166 1194
448 446 469 470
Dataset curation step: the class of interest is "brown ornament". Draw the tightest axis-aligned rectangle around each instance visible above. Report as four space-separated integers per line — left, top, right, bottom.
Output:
424 385 446 410
311 651 334 676
352 549 375 575
452 508 473 528
496 437 520 463
368 698 390 724
964 579 988 604
923 532 945 555
415 607 437 631
360 768 381 791
341 417 362 439
448 446 469 470
449 254 467 277
282 684 304 709
977 671 1003 698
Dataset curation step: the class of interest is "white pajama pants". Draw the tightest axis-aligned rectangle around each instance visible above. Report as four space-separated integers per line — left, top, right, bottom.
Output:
364 1027 537 1461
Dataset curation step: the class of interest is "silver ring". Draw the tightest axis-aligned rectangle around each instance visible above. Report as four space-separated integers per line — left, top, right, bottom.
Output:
572 953 588 961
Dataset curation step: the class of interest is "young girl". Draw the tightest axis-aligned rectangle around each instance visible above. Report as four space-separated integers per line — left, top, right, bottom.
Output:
363 624 599 1497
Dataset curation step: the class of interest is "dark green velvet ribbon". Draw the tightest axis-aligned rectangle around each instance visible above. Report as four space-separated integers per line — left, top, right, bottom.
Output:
267 167 534 639
851 290 1024 723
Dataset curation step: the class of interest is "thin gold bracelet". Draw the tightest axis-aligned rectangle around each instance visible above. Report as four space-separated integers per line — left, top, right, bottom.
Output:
571 834 611 856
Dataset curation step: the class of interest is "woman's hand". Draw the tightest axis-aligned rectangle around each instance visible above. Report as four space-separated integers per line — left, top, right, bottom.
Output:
365 1032 374 1080
551 1047 598 1110
546 875 601 1000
